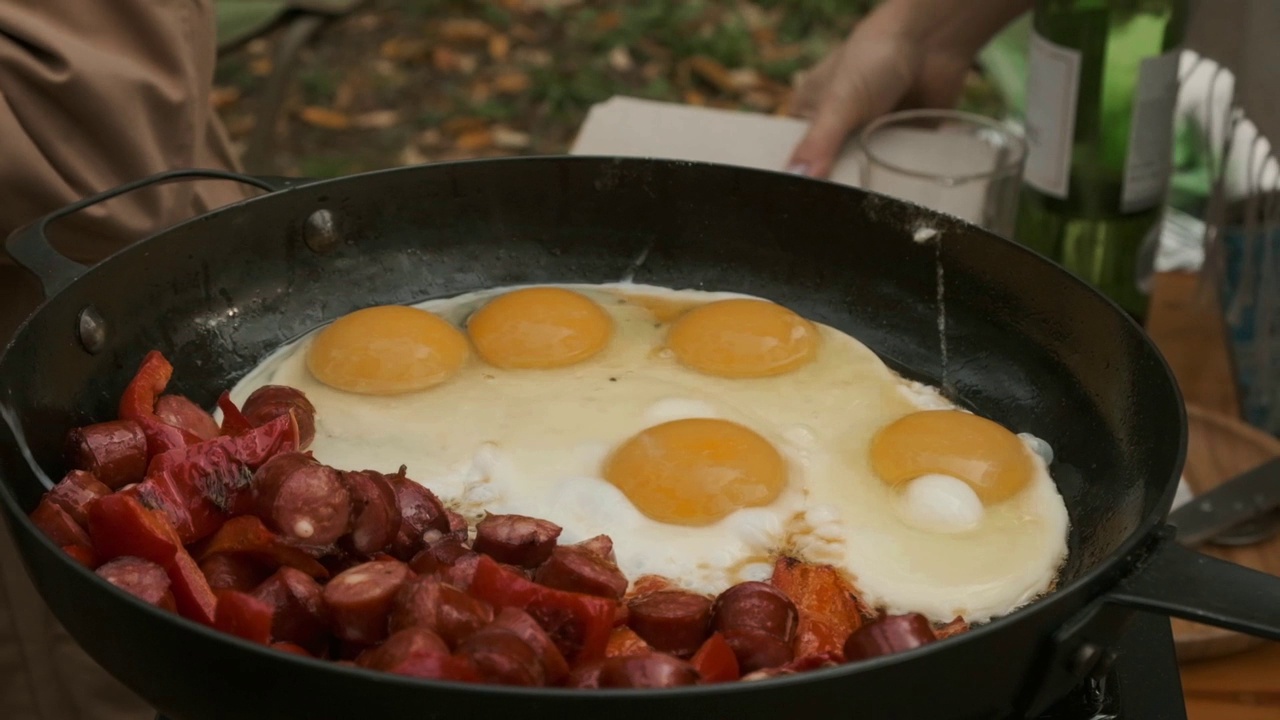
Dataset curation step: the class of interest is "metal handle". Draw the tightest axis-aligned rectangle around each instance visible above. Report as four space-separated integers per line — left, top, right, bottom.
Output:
1019 525 1280 717
4 169 296 298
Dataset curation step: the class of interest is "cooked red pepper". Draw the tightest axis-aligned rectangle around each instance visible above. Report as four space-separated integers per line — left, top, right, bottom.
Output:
214 589 273 645
690 632 740 683
195 516 328 579
118 350 172 421
31 498 93 551
85 494 218 625
216 391 255 436
770 556 866 656
468 555 616 666
126 414 301 544
61 544 99 570
605 626 652 658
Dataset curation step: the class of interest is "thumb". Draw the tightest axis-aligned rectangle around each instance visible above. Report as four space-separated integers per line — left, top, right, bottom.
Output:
786 92 871 180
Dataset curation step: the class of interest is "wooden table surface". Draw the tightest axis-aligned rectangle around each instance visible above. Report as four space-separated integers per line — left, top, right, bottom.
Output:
1144 272 1280 720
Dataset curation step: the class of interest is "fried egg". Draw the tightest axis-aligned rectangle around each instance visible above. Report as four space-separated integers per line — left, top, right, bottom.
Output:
229 283 1069 624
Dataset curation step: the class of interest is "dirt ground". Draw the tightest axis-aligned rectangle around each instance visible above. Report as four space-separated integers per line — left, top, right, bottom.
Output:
214 0 1001 177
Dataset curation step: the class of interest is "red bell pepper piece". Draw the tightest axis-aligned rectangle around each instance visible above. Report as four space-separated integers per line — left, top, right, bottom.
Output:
690 632 740 683
62 544 100 570
126 413 301 544
770 556 867 656
136 416 201 460
85 494 218 625
270 641 312 657
467 555 616 666
216 391 255 436
31 498 93 550
118 350 172 421
214 589 274 645
605 626 652 658
195 516 328 579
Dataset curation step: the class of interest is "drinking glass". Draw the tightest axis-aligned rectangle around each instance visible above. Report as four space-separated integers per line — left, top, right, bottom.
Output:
855 109 1028 237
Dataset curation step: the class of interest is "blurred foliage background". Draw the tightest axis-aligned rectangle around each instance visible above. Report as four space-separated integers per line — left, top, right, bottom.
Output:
214 0 1008 177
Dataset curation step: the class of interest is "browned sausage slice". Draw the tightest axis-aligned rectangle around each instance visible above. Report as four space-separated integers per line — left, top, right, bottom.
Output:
252 567 331 655
47 470 112 526
445 509 469 542
323 559 412 644
489 607 570 684
64 420 147 489
388 472 448 560
252 453 351 548
473 514 562 568
200 553 270 592
242 385 317 449
711 581 798 643
96 556 176 611
575 534 615 563
438 551 480 590
340 470 401 555
598 653 701 688
722 630 793 674
155 395 220 441
356 627 449 671
626 590 713 657
842 613 937 662
455 627 545 686
534 545 627 600
388 576 493 648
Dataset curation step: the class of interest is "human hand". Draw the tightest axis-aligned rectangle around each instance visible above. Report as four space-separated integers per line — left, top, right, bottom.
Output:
786 2 1004 179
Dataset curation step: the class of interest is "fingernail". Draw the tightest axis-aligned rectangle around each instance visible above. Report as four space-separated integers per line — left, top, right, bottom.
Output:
786 162 810 176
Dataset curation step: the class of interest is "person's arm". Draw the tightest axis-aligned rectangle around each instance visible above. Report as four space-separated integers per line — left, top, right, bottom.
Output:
0 0 248 341
787 0 1033 179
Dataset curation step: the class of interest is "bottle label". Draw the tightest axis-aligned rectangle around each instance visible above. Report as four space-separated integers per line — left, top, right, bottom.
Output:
1023 31 1081 199
1121 50 1181 212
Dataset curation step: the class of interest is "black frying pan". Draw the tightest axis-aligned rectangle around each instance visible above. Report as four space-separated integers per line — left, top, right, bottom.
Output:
2 158 1278 720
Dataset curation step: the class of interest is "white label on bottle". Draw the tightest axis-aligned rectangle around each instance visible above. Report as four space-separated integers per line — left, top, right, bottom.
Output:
1121 50 1181 212
1023 32 1081 199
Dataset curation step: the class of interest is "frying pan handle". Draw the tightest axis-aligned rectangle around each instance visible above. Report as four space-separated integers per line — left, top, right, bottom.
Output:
1106 527 1280 638
4 169 292 298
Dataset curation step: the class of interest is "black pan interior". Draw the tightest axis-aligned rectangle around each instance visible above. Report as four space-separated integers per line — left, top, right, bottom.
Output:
0 156 1183 599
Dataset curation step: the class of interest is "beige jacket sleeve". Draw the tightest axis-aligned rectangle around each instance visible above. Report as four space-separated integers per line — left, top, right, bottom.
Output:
0 2 251 719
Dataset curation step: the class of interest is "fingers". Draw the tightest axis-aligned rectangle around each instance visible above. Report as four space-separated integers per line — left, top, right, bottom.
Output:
787 40 915 179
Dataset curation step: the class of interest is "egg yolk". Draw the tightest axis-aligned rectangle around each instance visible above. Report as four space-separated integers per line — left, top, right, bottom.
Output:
467 287 613 369
306 305 469 395
603 418 787 526
869 410 1034 503
666 299 819 378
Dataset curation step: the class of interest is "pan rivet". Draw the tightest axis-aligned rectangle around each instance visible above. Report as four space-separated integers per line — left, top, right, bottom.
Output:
77 306 107 354
1069 643 1102 675
304 209 339 253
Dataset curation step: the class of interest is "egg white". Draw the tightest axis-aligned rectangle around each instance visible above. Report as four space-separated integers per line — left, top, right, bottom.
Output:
229 283 1070 624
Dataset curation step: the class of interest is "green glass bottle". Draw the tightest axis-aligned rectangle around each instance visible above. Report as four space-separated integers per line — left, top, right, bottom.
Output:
1015 0 1189 322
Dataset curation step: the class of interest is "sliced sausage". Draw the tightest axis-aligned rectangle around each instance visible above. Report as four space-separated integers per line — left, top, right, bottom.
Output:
438 551 480 590
489 607 570 684
626 590 713 657
270 641 311 657
455 627 545 687
408 535 474 574
95 557 176 611
200 553 270 592
388 472 448 560
340 470 401 555
242 385 317 449
842 613 937 662
473 514 562 568
598 653 701 688
565 659 606 688
155 394 220 441
711 581 798 643
534 545 627 600
64 420 147 489
445 509 469 542
356 627 449 671
252 453 351 548
323 559 412 644
575 534 615 563
47 470 112 526
723 629 793 674
388 576 493 648
30 498 92 550
252 567 331 655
